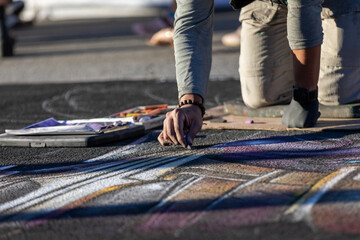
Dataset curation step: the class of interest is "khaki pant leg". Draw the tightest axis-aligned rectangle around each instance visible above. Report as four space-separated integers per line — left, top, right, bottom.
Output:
319 11 360 105
239 1 293 109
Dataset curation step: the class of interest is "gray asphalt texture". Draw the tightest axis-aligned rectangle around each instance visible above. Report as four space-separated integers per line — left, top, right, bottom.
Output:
1 11 360 240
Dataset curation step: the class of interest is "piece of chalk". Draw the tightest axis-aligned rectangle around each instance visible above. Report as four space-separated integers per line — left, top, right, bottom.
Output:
245 120 254 124
187 144 192 150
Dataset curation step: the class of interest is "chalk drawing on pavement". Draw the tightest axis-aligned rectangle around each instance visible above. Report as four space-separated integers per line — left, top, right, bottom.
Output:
209 135 360 171
285 167 357 229
1 133 360 237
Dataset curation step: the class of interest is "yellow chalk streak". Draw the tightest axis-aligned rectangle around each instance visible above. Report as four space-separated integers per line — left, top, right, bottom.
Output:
285 167 356 215
26 181 156 228
59 182 143 212
162 174 178 181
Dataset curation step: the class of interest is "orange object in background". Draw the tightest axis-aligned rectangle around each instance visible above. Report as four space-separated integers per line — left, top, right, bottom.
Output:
144 104 168 110
110 104 169 118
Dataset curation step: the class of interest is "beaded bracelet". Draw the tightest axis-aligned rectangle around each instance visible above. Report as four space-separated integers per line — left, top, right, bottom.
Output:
178 99 206 117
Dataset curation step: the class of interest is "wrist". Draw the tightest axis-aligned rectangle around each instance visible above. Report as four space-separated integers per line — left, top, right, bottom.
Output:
178 94 205 117
179 94 203 104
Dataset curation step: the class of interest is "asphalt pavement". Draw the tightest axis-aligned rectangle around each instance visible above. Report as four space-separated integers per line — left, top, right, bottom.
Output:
1 11 360 240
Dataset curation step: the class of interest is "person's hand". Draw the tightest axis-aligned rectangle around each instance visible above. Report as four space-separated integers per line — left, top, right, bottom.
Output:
158 104 203 148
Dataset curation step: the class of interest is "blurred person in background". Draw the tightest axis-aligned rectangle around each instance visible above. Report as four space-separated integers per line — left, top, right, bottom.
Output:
132 0 176 46
158 0 360 148
132 0 242 47
221 24 241 47
0 0 13 56
0 0 24 57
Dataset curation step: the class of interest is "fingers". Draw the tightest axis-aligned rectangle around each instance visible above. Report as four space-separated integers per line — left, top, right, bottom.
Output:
174 112 186 148
167 121 180 145
164 112 179 145
158 111 181 146
157 131 166 146
157 131 172 146
186 119 202 147
157 106 202 148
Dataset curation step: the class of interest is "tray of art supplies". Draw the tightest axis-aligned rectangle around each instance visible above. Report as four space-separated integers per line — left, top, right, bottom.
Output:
0 104 175 147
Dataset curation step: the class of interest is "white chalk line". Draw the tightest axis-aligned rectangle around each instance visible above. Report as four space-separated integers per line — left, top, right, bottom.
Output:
129 154 204 181
0 165 19 180
0 155 174 220
0 153 204 221
143 88 174 104
284 167 357 225
152 176 202 210
0 123 275 223
209 131 262 149
188 166 260 177
64 87 92 112
27 133 153 177
42 95 79 119
199 170 281 212
353 173 360 181
0 155 155 212
42 155 201 218
139 176 204 230
1 133 150 181
2 160 141 183
0 132 184 215
178 172 247 182
1 130 267 218
9 179 136 222
0 155 178 214
0 172 20 179
0 165 16 172
30 158 152 181
42 87 93 118
174 170 282 231
84 132 151 163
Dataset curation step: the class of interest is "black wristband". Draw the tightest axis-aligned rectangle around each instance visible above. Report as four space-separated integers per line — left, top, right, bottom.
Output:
293 87 318 104
178 99 206 117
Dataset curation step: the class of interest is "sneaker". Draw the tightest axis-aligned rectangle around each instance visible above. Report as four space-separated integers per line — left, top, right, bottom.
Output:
221 26 241 47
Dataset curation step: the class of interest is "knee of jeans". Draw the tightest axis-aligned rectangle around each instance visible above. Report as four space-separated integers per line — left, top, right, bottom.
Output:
242 94 268 109
242 89 292 108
